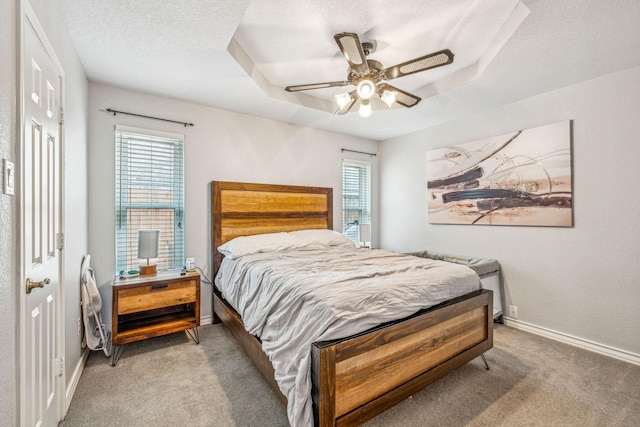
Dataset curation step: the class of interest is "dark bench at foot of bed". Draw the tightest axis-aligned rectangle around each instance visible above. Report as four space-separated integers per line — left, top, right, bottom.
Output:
407 250 504 323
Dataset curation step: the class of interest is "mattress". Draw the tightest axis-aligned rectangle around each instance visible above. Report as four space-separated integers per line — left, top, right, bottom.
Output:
215 246 481 426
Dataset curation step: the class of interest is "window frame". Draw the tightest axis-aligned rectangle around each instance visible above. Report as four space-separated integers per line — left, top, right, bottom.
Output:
115 125 185 272
342 158 372 244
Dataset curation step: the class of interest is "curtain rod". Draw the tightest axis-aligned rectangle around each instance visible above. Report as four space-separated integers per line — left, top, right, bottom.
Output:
105 108 194 127
341 148 376 157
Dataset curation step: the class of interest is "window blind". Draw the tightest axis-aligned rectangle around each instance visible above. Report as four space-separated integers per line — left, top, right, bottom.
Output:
115 126 185 272
342 159 371 243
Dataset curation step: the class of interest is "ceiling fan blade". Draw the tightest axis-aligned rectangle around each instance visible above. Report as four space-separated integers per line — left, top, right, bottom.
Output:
383 49 454 80
335 91 358 115
334 32 369 75
379 83 421 108
285 81 349 92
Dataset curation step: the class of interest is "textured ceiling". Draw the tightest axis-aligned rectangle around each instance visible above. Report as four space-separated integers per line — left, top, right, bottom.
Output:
59 0 640 141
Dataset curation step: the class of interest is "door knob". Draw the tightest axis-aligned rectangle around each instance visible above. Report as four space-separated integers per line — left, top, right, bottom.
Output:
26 277 50 294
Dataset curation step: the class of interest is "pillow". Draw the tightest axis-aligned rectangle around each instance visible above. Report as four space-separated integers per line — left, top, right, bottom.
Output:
289 229 355 248
217 232 300 259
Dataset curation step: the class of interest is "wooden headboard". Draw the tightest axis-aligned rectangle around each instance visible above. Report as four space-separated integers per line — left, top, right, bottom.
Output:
211 181 333 275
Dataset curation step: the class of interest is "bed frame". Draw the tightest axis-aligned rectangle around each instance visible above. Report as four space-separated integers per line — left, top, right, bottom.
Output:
210 181 493 426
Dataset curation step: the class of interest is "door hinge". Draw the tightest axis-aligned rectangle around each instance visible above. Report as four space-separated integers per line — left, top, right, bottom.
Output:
59 106 64 125
54 356 64 376
56 232 64 250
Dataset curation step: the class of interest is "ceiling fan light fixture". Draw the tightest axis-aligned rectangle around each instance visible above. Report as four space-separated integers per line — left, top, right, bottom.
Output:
334 92 353 109
380 89 398 108
284 32 454 117
356 79 375 100
358 100 372 118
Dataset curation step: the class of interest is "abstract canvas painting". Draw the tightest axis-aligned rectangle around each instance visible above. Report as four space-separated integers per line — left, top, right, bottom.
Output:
427 120 572 226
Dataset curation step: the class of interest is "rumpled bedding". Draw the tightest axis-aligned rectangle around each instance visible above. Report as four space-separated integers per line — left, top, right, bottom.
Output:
215 246 481 426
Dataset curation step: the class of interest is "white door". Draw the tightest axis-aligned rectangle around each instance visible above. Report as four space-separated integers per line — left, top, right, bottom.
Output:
20 5 64 427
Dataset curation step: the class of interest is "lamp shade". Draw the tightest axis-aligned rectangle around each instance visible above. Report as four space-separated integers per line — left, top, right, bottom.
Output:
359 223 371 243
137 229 159 259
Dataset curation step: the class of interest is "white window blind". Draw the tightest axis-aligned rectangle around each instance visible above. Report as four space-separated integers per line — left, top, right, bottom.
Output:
115 126 185 272
342 159 371 243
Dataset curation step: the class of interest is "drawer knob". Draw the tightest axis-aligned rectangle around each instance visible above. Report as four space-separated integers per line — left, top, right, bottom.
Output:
151 284 169 290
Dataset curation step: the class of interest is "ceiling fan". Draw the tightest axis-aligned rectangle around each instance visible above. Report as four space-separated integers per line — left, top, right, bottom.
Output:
285 32 454 117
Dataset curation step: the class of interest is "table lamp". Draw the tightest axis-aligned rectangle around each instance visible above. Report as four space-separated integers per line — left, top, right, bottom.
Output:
138 229 159 275
359 223 371 248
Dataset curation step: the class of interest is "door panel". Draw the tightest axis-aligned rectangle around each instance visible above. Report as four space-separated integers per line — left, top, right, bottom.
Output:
21 9 63 427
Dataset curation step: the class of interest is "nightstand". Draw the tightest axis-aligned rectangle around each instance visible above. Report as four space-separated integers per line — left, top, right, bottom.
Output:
110 270 200 366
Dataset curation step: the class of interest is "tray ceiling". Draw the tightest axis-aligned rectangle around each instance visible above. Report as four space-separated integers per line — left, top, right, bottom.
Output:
59 0 640 140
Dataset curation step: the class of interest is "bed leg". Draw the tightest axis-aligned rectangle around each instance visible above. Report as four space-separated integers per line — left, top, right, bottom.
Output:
480 353 490 370
212 292 222 324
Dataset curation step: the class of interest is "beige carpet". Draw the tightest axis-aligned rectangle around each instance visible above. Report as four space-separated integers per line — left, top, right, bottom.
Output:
60 323 640 426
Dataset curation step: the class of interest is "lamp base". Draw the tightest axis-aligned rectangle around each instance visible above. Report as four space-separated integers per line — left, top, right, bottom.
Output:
139 264 157 276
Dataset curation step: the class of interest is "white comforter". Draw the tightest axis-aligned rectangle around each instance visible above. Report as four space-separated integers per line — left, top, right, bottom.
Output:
215 246 481 426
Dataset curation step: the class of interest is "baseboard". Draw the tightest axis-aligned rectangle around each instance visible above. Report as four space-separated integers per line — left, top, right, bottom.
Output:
504 317 640 366
200 314 213 325
65 348 90 415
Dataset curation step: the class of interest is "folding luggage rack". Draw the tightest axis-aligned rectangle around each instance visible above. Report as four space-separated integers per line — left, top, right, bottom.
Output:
80 255 111 357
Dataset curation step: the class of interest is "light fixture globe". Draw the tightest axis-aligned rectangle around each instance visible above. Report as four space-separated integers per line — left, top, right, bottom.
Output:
380 89 398 107
334 92 353 109
358 100 372 118
356 79 375 100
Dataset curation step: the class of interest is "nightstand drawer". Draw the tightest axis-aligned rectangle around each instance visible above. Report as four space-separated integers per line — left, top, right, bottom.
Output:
118 279 197 315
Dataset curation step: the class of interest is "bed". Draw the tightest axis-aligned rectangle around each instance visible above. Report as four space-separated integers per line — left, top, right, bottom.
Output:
210 181 493 426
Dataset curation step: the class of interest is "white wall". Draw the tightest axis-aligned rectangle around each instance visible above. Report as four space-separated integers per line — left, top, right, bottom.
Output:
0 0 18 423
379 66 640 357
88 83 378 321
2 0 89 422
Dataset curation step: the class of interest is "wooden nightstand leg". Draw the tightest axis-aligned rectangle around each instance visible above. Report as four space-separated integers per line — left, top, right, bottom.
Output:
185 327 199 344
111 345 126 367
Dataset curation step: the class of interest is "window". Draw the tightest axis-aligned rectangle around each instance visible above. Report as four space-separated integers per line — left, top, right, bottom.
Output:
342 159 371 243
115 126 184 272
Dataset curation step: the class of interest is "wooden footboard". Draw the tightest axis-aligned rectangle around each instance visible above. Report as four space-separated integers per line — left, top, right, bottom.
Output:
213 288 493 427
311 289 493 426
